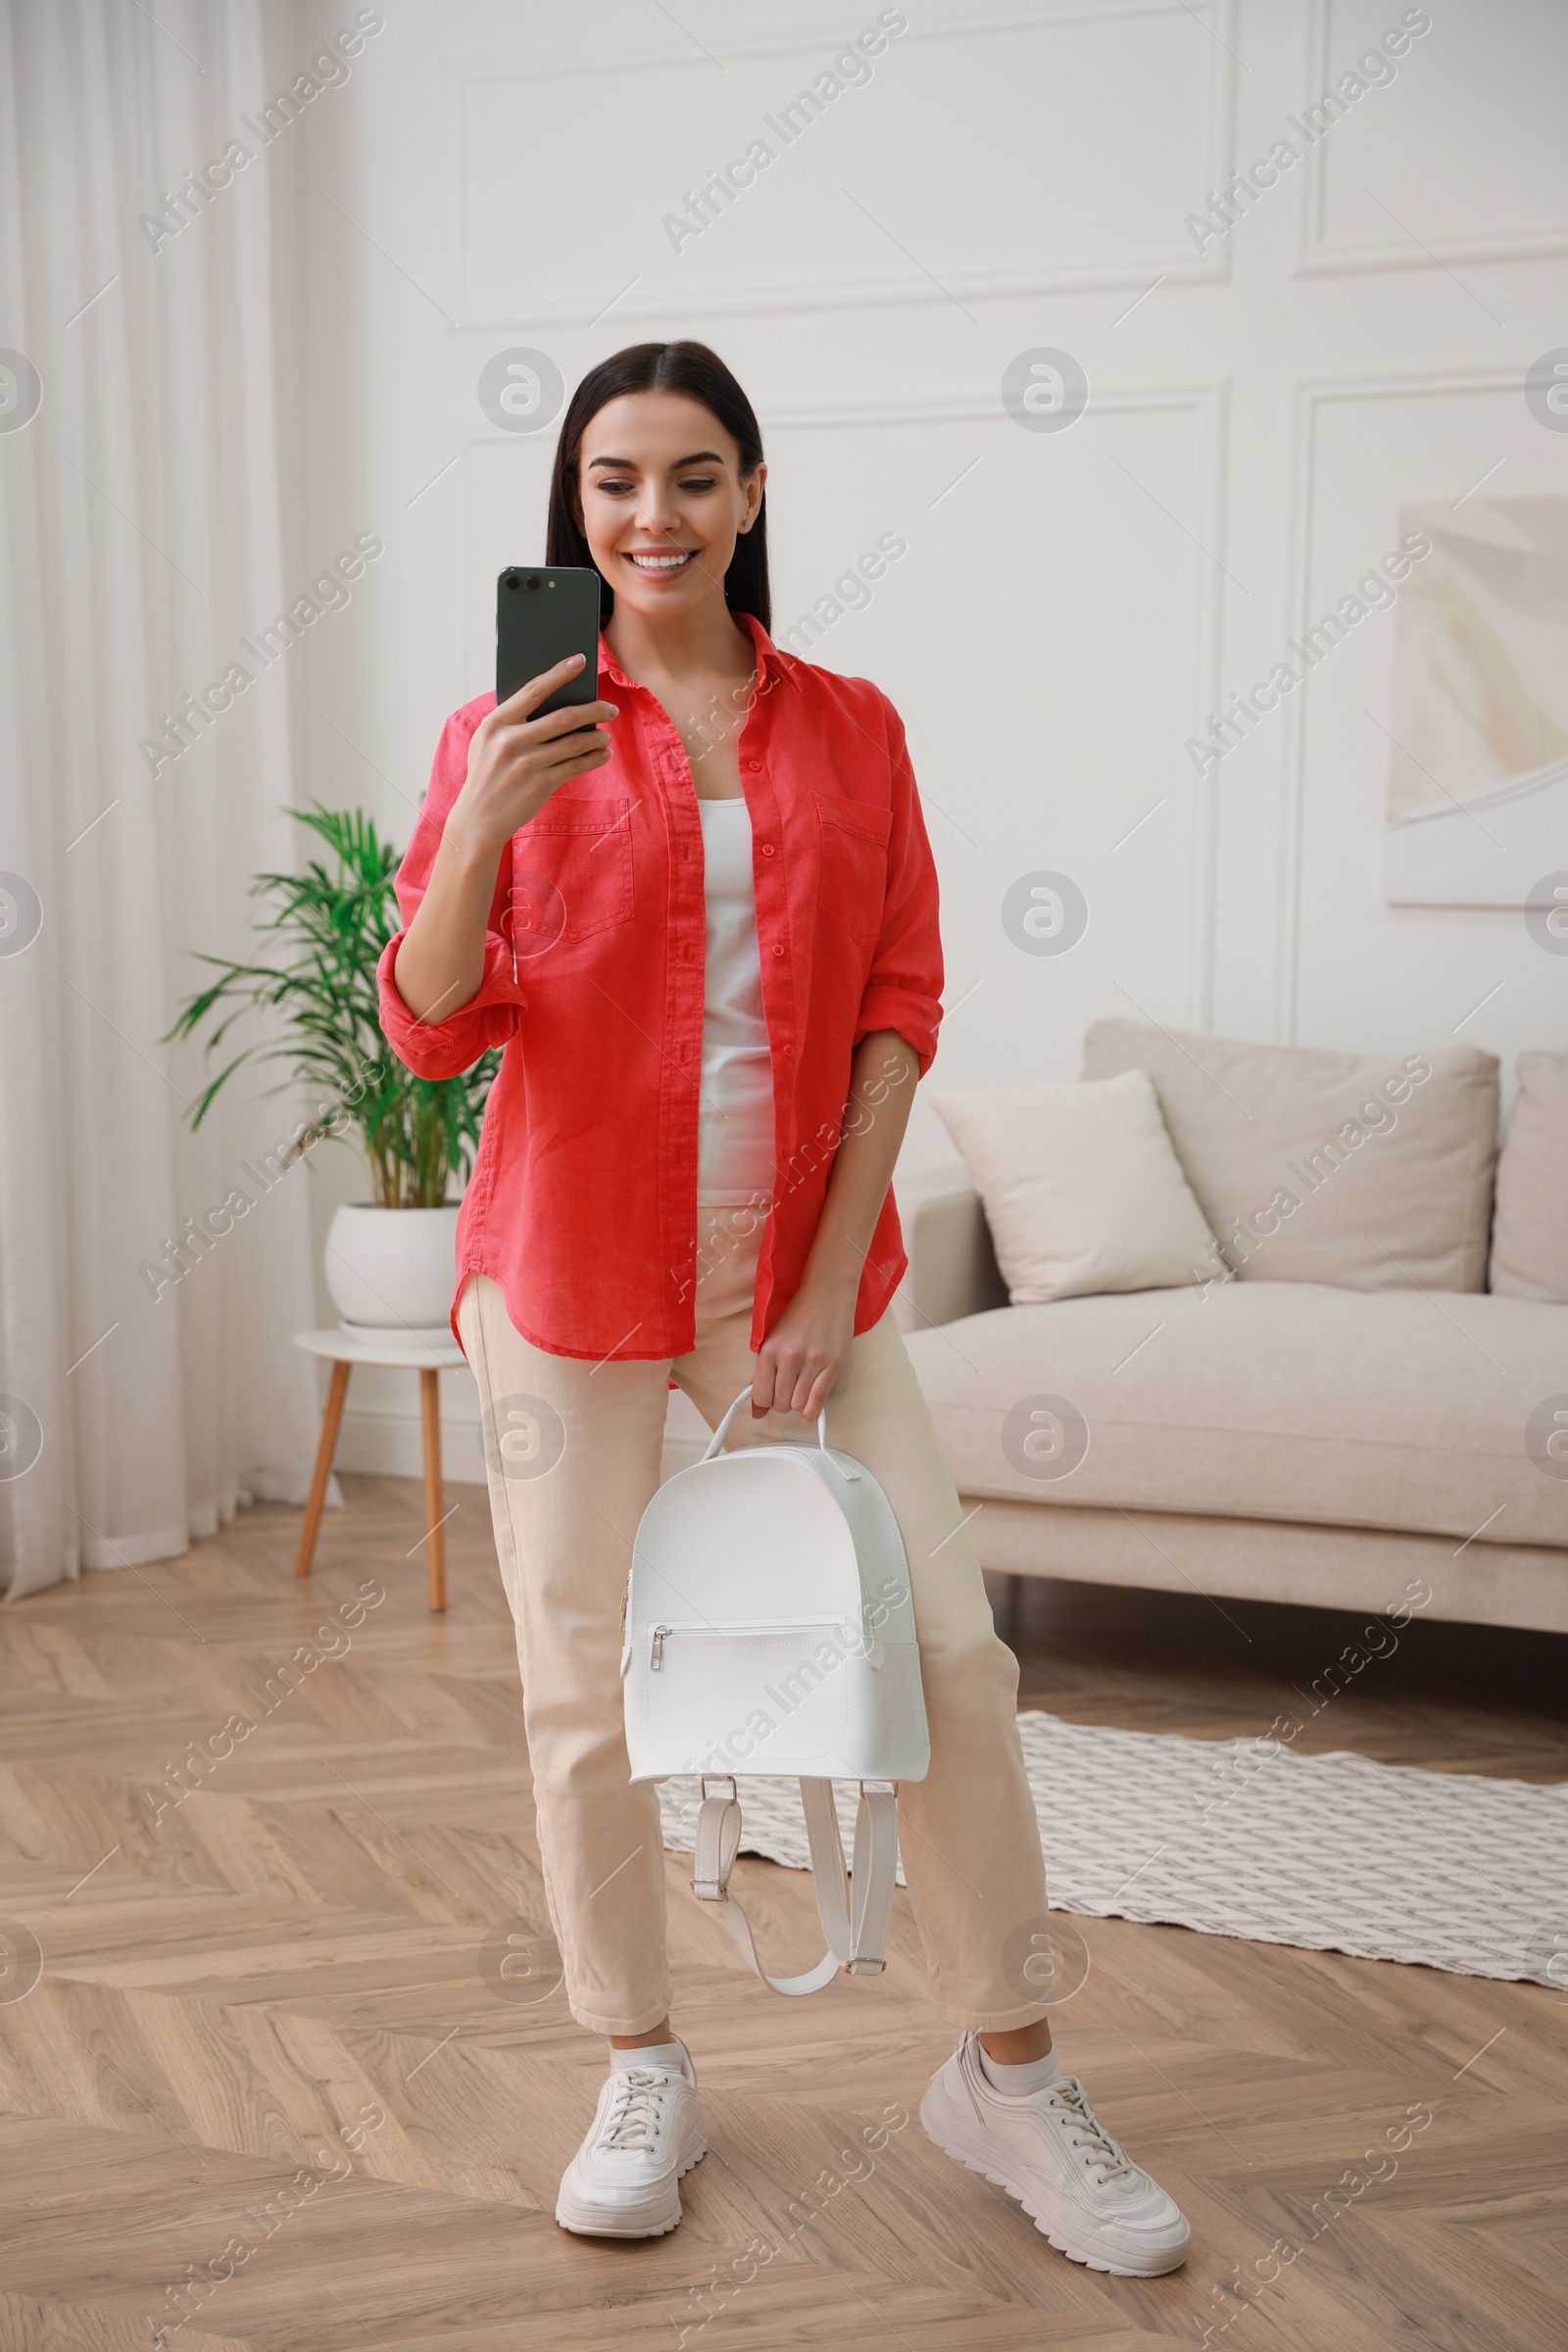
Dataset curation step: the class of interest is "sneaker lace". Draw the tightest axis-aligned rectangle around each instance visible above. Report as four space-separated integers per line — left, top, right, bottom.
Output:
599 2067 669 2152
1051 2079 1135 2182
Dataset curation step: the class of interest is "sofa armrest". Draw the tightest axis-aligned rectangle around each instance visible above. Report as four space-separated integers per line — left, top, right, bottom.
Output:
892 1165 1008 1335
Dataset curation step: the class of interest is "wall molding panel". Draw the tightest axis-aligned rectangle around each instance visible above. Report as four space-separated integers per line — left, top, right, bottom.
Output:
447 1 1237 327
1296 0 1568 276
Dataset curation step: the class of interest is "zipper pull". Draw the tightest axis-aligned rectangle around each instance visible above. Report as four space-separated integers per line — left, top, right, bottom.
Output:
651 1625 668 1669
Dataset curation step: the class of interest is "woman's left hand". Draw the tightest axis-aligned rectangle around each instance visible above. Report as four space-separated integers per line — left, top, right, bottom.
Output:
749 1028 918 1427
752 1273 857 1423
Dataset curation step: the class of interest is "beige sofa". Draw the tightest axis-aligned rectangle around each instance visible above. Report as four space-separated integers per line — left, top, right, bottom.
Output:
897 1026 1568 1634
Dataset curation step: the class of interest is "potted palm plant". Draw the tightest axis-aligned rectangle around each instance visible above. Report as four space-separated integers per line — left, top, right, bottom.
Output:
166 805 499 1330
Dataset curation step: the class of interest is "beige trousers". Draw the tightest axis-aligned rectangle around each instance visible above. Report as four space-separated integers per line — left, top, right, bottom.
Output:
458 1209 1052 2036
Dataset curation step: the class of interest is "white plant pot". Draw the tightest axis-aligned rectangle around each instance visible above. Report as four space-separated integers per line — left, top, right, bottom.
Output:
324 1202 460 1331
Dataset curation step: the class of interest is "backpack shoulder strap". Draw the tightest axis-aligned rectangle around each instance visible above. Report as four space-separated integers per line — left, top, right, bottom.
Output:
691 1777 900 1997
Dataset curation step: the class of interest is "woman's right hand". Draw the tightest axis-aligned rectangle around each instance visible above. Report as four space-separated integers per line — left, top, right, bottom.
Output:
449 656 619 859
391 659 618 1028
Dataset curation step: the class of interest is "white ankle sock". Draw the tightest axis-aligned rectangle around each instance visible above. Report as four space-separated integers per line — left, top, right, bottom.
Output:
609 2037 684 2074
977 2043 1061 2097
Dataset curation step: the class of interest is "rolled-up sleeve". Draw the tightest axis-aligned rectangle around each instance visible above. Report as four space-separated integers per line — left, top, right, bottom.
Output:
854 698 944 1073
377 702 524 1081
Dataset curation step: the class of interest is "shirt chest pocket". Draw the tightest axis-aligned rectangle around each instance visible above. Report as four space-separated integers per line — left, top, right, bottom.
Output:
509 797 635 956
814 792 892 946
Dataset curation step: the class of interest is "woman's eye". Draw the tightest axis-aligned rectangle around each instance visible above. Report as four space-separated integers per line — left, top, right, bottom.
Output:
678 476 718 492
597 480 635 496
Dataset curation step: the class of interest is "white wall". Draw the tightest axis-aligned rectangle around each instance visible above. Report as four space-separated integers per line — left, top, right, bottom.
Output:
275 0 1568 1477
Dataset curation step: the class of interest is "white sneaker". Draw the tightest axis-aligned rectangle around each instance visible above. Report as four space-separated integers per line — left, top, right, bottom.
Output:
555 2041 708 2238
920 2034 1191 2277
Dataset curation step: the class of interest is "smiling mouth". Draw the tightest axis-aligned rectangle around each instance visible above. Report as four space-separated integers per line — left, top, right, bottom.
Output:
625 549 697 574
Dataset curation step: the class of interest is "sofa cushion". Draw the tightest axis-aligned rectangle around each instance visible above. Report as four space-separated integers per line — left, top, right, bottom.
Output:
1490 1052 1568 1303
1081 1019 1498 1294
931 1070 1217 1303
904 1281 1568 1550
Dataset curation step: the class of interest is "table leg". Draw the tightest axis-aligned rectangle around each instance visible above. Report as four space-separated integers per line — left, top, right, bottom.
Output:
419 1365 448 1613
296 1358 353 1579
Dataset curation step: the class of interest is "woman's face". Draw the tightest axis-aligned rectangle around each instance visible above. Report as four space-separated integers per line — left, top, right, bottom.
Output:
574 390 764 628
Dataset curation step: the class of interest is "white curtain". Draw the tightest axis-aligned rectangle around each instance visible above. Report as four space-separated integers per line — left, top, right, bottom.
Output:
0 0 322 1597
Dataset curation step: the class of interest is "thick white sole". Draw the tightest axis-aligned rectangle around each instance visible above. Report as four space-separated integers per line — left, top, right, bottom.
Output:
555 2137 708 2238
919 2079 1189 2278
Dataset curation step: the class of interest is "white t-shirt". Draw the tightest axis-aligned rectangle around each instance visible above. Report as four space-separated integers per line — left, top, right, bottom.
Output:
696 797 775 1207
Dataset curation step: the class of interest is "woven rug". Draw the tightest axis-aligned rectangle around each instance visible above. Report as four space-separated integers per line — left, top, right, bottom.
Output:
658 1711 1568 1986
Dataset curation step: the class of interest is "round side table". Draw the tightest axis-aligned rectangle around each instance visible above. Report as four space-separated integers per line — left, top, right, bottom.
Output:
293 1325 467 1611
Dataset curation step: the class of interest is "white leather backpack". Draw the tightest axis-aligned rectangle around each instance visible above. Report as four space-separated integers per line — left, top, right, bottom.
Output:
621 1388 929 1996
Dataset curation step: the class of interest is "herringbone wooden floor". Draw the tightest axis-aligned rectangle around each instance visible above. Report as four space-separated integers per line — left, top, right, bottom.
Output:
2 1475 1565 2351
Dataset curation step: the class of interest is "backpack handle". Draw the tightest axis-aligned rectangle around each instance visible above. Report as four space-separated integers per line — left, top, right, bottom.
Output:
701 1385 835 1465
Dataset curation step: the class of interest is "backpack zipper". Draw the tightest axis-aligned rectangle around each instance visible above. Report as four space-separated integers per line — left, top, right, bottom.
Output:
647 1615 864 1671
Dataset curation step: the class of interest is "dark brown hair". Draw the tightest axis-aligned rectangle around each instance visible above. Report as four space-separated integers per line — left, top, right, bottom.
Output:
546 341 769 631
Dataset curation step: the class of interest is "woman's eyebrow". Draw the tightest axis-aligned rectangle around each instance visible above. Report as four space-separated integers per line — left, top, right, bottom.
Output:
585 451 726 470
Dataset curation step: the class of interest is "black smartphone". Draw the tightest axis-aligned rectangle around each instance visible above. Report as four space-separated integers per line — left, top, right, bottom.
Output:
496 565 602 726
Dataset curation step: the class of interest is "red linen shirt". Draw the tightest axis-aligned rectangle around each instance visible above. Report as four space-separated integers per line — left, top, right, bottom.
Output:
377 613 944 1362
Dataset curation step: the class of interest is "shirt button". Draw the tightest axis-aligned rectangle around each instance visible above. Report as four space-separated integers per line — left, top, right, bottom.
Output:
745 758 760 771
771 944 784 957
760 843 775 856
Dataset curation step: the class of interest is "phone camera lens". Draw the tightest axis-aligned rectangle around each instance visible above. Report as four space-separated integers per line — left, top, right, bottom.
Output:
526 575 542 591
505 571 521 592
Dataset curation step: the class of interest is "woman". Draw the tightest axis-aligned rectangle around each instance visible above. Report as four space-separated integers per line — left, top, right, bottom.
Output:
379 340 1189 2276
